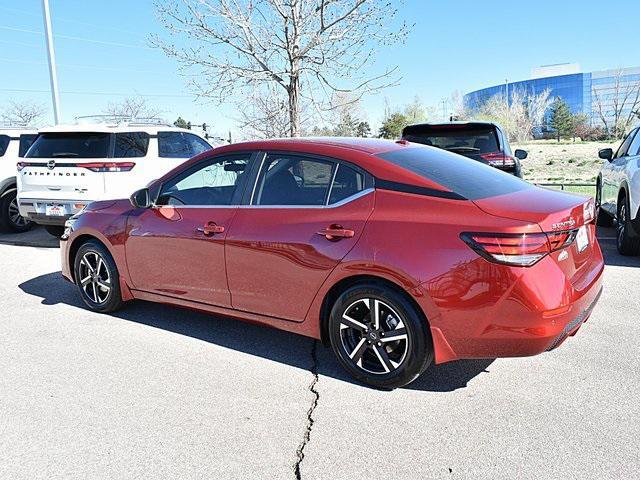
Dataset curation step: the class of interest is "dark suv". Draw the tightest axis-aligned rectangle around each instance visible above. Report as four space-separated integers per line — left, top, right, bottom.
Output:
402 121 527 177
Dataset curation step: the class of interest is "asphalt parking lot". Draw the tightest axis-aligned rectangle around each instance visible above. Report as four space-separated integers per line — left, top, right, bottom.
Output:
0 227 638 479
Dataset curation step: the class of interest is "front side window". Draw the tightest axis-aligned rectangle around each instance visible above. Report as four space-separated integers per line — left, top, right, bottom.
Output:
26 133 110 158
0 135 9 157
253 155 335 206
18 134 37 157
114 132 149 158
158 131 212 158
157 155 250 206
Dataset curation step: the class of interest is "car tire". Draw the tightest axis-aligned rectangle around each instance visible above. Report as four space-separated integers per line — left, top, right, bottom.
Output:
616 192 640 256
328 283 433 389
595 181 613 227
73 240 123 313
0 189 33 233
45 225 66 238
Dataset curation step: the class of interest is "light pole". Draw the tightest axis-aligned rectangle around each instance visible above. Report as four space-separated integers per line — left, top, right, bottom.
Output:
42 0 61 124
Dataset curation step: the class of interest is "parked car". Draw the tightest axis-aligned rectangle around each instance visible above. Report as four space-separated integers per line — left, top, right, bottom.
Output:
17 119 212 237
0 125 37 232
401 121 527 177
60 138 603 389
596 126 640 256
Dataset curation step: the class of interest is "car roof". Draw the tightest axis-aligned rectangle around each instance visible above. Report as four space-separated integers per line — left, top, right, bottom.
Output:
216 137 407 155
404 121 500 129
37 123 205 136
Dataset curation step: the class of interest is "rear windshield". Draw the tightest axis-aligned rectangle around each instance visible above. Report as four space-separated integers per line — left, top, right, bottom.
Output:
19 134 37 157
26 133 111 158
0 135 9 157
402 125 500 155
377 147 531 200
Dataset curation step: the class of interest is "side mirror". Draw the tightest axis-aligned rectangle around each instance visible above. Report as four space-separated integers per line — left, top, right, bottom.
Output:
598 148 614 161
130 188 151 209
514 149 528 160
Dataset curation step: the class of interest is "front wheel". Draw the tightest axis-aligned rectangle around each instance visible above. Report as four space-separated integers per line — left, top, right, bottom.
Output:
73 240 123 313
616 194 640 256
0 190 33 233
328 284 433 389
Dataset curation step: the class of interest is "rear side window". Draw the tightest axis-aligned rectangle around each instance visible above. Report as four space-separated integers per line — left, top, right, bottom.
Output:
158 131 211 158
377 147 531 200
18 134 37 157
329 164 365 204
614 130 637 159
0 135 9 156
26 133 110 158
114 132 149 158
403 125 500 155
254 154 335 206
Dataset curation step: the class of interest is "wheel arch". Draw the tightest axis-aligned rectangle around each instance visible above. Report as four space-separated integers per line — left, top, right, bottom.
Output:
317 274 431 346
67 234 110 283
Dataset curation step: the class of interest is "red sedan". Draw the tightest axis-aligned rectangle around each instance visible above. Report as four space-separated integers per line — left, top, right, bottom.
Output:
60 138 604 388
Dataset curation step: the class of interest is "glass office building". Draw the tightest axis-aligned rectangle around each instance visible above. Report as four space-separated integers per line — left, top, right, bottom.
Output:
464 65 640 127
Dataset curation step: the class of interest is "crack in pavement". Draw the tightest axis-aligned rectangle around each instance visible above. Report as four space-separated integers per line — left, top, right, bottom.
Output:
293 340 320 479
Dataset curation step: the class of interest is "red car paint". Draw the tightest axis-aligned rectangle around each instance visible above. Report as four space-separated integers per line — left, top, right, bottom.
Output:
61 138 604 363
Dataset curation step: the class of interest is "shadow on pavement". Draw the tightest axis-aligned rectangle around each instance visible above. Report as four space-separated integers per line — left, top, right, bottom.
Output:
596 226 640 268
19 271 490 393
0 226 58 248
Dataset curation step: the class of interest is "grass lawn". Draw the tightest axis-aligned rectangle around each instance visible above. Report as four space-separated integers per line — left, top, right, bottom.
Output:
514 139 620 186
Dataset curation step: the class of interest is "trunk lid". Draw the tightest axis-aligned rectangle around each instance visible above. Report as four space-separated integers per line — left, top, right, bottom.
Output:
473 186 598 283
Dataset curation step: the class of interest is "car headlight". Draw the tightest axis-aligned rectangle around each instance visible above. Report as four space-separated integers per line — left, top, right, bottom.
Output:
61 215 80 240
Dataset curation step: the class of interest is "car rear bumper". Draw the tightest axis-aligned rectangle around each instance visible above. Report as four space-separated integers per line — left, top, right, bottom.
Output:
421 241 605 363
18 198 90 226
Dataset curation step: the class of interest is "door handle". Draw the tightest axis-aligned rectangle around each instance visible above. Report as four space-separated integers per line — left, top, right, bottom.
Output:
197 222 225 236
317 224 355 241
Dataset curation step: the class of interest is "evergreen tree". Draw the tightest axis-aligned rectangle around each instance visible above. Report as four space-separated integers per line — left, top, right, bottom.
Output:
355 121 371 138
549 99 574 141
174 117 191 129
378 112 409 139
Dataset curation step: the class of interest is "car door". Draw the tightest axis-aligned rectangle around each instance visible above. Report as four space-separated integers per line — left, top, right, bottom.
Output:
225 152 375 322
603 129 637 214
124 152 254 307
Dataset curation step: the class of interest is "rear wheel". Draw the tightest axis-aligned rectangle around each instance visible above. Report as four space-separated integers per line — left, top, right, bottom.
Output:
328 284 433 389
0 189 33 233
73 240 123 313
45 225 65 238
616 193 640 256
595 181 613 227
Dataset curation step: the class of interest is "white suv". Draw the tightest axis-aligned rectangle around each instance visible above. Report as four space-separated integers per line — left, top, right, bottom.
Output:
596 125 640 255
0 125 37 232
17 119 212 237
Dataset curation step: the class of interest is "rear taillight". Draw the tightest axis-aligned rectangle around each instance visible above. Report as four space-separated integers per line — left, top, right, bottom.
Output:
76 162 135 172
461 230 578 267
17 162 26 171
480 152 516 167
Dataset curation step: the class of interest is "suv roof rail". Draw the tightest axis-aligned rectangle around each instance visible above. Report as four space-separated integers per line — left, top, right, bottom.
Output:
73 115 173 128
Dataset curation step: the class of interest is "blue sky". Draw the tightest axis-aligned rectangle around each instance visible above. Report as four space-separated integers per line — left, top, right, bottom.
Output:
1 0 638 137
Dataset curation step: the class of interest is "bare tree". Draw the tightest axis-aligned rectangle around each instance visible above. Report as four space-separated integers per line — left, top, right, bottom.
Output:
103 96 162 120
152 0 408 137
476 88 552 143
1 100 46 126
238 85 292 139
592 69 640 139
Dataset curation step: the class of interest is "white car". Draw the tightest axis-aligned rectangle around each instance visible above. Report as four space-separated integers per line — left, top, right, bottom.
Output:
596 125 640 255
17 119 212 237
0 126 37 232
